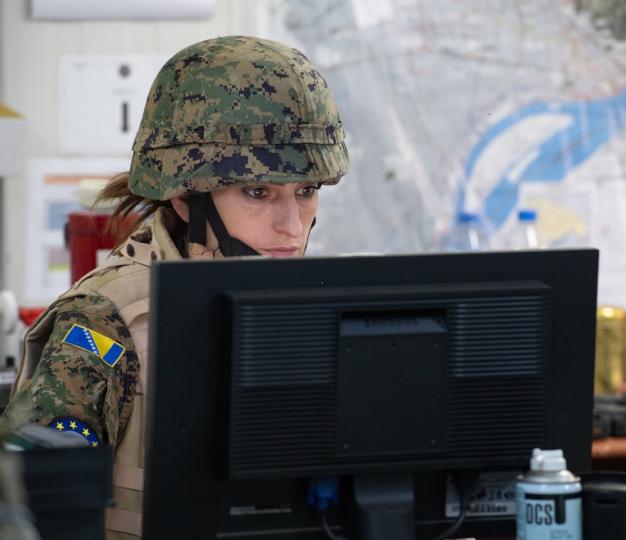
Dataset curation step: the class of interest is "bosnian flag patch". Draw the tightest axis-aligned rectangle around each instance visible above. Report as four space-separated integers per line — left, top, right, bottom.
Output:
62 324 125 368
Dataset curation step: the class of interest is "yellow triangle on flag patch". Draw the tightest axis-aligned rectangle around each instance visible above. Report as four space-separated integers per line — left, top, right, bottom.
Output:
62 324 125 368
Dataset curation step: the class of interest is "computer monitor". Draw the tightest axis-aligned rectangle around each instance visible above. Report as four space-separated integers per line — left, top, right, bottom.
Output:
143 249 598 540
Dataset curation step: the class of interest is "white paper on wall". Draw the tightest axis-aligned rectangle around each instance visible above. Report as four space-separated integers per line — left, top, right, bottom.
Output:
58 55 167 156
24 158 130 305
31 0 215 20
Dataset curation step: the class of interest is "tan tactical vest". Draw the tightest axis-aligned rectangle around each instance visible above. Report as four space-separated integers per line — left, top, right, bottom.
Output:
13 210 185 539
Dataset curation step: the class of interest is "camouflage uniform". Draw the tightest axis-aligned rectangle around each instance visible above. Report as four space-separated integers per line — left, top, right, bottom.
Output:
4 35 349 539
5 208 183 539
3 292 138 446
4 208 185 439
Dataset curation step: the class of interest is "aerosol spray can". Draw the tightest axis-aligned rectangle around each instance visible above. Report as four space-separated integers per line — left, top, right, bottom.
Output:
516 449 582 540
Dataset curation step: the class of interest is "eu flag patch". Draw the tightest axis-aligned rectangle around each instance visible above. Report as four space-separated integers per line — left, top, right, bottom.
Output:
48 417 101 447
62 324 125 368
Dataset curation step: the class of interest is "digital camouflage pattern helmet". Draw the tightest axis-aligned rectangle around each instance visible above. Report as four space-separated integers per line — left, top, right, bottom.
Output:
129 35 349 201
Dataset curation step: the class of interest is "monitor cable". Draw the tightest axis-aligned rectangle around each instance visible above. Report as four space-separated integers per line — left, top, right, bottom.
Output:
320 511 349 540
426 471 479 540
427 508 467 540
308 477 350 540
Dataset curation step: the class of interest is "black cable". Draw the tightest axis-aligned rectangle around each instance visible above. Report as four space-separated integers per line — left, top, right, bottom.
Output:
320 511 350 540
426 508 467 540
426 470 479 540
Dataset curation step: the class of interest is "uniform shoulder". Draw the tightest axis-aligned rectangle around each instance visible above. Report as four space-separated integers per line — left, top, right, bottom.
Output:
3 292 140 445
39 292 139 443
54 292 134 349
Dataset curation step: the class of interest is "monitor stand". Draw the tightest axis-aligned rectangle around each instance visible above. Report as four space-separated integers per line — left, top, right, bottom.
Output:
347 474 415 540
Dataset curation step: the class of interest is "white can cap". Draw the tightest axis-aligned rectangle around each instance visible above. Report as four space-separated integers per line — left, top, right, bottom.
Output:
530 448 566 471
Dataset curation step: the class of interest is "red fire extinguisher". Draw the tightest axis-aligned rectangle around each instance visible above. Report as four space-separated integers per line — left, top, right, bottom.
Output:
65 180 137 284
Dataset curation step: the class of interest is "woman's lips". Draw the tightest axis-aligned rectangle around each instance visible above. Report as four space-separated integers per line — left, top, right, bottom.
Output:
263 247 299 257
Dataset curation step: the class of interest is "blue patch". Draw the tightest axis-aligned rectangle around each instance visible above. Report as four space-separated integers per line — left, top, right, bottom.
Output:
62 324 125 368
48 417 101 448
64 325 99 355
102 342 124 367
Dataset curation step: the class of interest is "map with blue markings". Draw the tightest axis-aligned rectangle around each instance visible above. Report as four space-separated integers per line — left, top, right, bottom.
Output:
461 90 626 232
256 0 626 306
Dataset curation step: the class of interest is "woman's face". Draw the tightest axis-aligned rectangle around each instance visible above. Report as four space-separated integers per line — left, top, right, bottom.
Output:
174 182 319 259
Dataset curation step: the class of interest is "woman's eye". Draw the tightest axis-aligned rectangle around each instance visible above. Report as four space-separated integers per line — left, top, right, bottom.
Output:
243 186 268 199
297 185 319 199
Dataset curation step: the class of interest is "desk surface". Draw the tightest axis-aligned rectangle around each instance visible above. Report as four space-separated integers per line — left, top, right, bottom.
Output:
449 537 513 540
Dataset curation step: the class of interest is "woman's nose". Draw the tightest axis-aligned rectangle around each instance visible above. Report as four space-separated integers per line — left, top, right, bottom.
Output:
273 198 303 238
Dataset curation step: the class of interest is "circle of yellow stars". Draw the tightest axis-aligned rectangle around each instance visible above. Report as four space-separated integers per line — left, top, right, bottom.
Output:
55 420 99 447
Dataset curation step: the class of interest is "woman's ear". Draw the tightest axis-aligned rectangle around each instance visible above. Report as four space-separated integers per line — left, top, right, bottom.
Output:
171 197 190 223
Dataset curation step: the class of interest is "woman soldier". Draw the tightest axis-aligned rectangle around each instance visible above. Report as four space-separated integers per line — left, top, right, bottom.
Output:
3 36 349 539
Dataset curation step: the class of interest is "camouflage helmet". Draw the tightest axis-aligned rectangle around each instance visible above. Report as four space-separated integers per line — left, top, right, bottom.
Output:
129 35 349 201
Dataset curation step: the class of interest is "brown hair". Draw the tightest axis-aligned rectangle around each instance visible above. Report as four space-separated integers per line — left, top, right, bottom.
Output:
95 172 187 252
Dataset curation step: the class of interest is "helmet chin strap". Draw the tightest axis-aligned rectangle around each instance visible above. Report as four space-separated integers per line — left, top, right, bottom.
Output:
187 193 316 258
204 193 260 257
304 216 316 253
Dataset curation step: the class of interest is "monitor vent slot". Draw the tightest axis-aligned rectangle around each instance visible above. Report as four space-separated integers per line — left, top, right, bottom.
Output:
445 295 548 456
229 291 550 476
230 304 337 474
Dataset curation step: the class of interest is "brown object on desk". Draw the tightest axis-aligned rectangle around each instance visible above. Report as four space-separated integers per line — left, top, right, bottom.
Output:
591 437 626 459
592 437 626 459
592 437 626 471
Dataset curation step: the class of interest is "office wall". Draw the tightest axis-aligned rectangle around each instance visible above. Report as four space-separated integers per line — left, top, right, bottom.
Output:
0 0 257 361
3 0 626 313
0 0 254 310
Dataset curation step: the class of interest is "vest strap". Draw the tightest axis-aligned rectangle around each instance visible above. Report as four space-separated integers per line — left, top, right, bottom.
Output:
123 238 154 266
119 298 150 326
106 507 143 536
113 464 144 491
62 255 129 295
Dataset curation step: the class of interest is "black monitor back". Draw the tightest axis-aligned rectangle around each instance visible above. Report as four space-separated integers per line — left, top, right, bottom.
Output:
143 249 598 539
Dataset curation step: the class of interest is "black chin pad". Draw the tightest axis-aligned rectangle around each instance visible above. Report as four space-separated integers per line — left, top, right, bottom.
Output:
221 237 261 257
188 194 208 246
206 193 260 257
